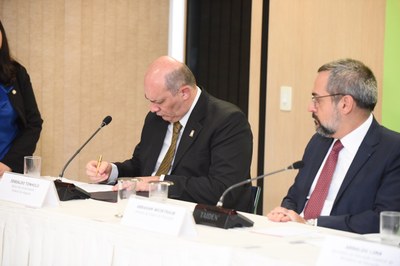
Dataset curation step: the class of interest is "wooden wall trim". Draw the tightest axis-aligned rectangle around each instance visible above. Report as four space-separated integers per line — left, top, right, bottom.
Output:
263 0 385 213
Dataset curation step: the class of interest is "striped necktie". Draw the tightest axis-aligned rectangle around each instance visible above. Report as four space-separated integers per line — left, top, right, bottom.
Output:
156 122 182 175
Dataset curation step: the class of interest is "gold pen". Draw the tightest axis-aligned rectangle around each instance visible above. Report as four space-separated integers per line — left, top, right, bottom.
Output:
96 155 103 176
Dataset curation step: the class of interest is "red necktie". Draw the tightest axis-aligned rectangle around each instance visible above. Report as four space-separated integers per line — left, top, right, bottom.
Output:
304 140 344 219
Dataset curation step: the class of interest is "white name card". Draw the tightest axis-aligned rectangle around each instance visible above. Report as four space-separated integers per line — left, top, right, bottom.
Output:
0 172 59 208
121 197 197 238
317 235 400 266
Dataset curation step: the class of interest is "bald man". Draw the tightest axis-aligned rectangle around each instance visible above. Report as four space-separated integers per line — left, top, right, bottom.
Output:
86 56 253 212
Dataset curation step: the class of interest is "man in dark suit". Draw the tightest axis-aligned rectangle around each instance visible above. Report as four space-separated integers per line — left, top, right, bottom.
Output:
86 56 253 212
267 59 400 233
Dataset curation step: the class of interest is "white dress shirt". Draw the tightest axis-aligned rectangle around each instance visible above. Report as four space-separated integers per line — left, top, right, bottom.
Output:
302 114 373 216
107 87 202 183
152 86 201 178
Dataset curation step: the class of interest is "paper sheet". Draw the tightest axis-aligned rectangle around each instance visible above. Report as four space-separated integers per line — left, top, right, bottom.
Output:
60 177 113 193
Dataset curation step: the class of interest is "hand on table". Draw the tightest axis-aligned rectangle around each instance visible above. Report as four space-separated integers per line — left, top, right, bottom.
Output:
0 162 11 177
267 206 306 224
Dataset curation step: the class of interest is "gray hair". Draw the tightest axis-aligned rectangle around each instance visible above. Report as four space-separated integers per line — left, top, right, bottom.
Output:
165 64 197 95
318 58 378 111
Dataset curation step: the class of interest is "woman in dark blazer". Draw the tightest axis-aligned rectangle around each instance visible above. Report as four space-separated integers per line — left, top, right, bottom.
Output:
0 20 43 176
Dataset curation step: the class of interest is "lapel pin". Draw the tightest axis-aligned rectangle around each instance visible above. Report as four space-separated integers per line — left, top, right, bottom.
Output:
189 130 195 138
12 90 16 95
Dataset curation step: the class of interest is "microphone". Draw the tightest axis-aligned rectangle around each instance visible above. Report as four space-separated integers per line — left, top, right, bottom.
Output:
193 161 304 229
216 160 304 208
59 116 112 177
55 116 112 201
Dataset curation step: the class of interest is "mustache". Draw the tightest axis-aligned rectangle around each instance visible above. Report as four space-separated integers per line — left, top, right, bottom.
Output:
312 113 320 123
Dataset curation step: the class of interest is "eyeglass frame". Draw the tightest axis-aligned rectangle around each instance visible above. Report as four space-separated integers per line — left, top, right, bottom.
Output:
311 93 345 106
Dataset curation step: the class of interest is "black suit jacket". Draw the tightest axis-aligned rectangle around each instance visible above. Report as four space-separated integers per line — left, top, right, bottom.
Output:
115 90 253 212
1 63 43 173
282 118 400 233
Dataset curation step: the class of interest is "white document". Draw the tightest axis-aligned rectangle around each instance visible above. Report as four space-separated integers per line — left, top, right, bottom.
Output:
0 172 59 208
121 197 197 238
317 235 400 266
60 177 113 192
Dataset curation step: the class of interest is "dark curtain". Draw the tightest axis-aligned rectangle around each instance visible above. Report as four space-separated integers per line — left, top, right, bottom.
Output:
186 0 252 115
186 0 269 215
255 0 269 214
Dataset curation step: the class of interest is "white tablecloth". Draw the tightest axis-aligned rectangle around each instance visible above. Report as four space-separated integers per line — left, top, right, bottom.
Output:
0 196 369 266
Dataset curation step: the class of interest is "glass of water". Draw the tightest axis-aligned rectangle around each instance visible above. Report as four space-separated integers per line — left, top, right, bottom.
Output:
115 179 136 218
24 156 41 177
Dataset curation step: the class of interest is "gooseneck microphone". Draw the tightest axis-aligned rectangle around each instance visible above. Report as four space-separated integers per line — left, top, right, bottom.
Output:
216 160 304 208
55 116 112 201
59 116 112 178
193 160 304 229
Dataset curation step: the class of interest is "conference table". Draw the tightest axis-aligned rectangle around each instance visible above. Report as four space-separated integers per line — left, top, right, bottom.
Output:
0 179 394 266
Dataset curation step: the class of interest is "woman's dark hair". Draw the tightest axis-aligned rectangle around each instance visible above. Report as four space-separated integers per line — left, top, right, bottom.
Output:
0 20 17 85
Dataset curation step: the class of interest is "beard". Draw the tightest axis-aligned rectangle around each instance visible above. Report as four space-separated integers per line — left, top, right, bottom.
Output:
312 113 336 137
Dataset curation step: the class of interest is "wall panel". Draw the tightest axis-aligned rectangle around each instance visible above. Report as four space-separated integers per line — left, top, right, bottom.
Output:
263 0 385 213
1 0 169 180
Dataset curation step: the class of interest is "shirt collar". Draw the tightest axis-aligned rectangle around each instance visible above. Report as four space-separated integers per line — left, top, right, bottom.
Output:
178 86 201 128
339 114 373 156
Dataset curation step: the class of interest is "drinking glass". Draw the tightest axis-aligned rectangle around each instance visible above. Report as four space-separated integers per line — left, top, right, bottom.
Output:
380 211 400 246
24 156 41 177
148 181 173 202
115 179 136 218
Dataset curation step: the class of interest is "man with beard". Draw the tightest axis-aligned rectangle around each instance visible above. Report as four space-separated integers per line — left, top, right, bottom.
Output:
267 58 400 234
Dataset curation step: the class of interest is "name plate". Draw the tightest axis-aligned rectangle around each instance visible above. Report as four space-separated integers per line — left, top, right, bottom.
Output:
121 197 197 238
0 172 59 208
317 235 400 266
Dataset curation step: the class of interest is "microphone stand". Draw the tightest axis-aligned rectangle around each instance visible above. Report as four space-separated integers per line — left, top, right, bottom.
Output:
193 161 304 229
54 116 112 201
59 125 103 178
216 167 291 208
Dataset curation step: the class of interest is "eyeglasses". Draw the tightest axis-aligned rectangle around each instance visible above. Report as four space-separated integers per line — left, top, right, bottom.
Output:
311 93 344 106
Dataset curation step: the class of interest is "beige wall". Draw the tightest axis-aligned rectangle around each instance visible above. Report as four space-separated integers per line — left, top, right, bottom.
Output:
261 0 385 213
0 0 169 180
1 0 386 213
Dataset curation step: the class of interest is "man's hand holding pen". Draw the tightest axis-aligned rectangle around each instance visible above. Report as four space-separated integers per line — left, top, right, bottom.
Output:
85 156 161 192
96 155 102 176
86 157 112 183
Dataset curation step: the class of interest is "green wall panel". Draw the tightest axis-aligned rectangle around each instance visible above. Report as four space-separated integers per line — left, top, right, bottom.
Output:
383 0 400 132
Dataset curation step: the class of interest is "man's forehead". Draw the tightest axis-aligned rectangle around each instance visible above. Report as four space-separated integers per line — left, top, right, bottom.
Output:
144 86 170 102
313 72 329 94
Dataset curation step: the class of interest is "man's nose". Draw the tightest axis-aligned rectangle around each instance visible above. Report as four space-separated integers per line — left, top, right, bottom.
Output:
308 102 316 113
150 103 160 113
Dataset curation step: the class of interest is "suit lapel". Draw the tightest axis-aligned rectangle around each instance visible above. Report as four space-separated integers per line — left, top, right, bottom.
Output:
8 78 25 125
144 116 169 175
172 91 207 171
173 121 203 169
334 118 379 203
305 137 334 191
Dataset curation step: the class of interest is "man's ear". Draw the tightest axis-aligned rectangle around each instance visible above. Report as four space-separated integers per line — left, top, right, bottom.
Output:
341 95 355 114
180 85 191 100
